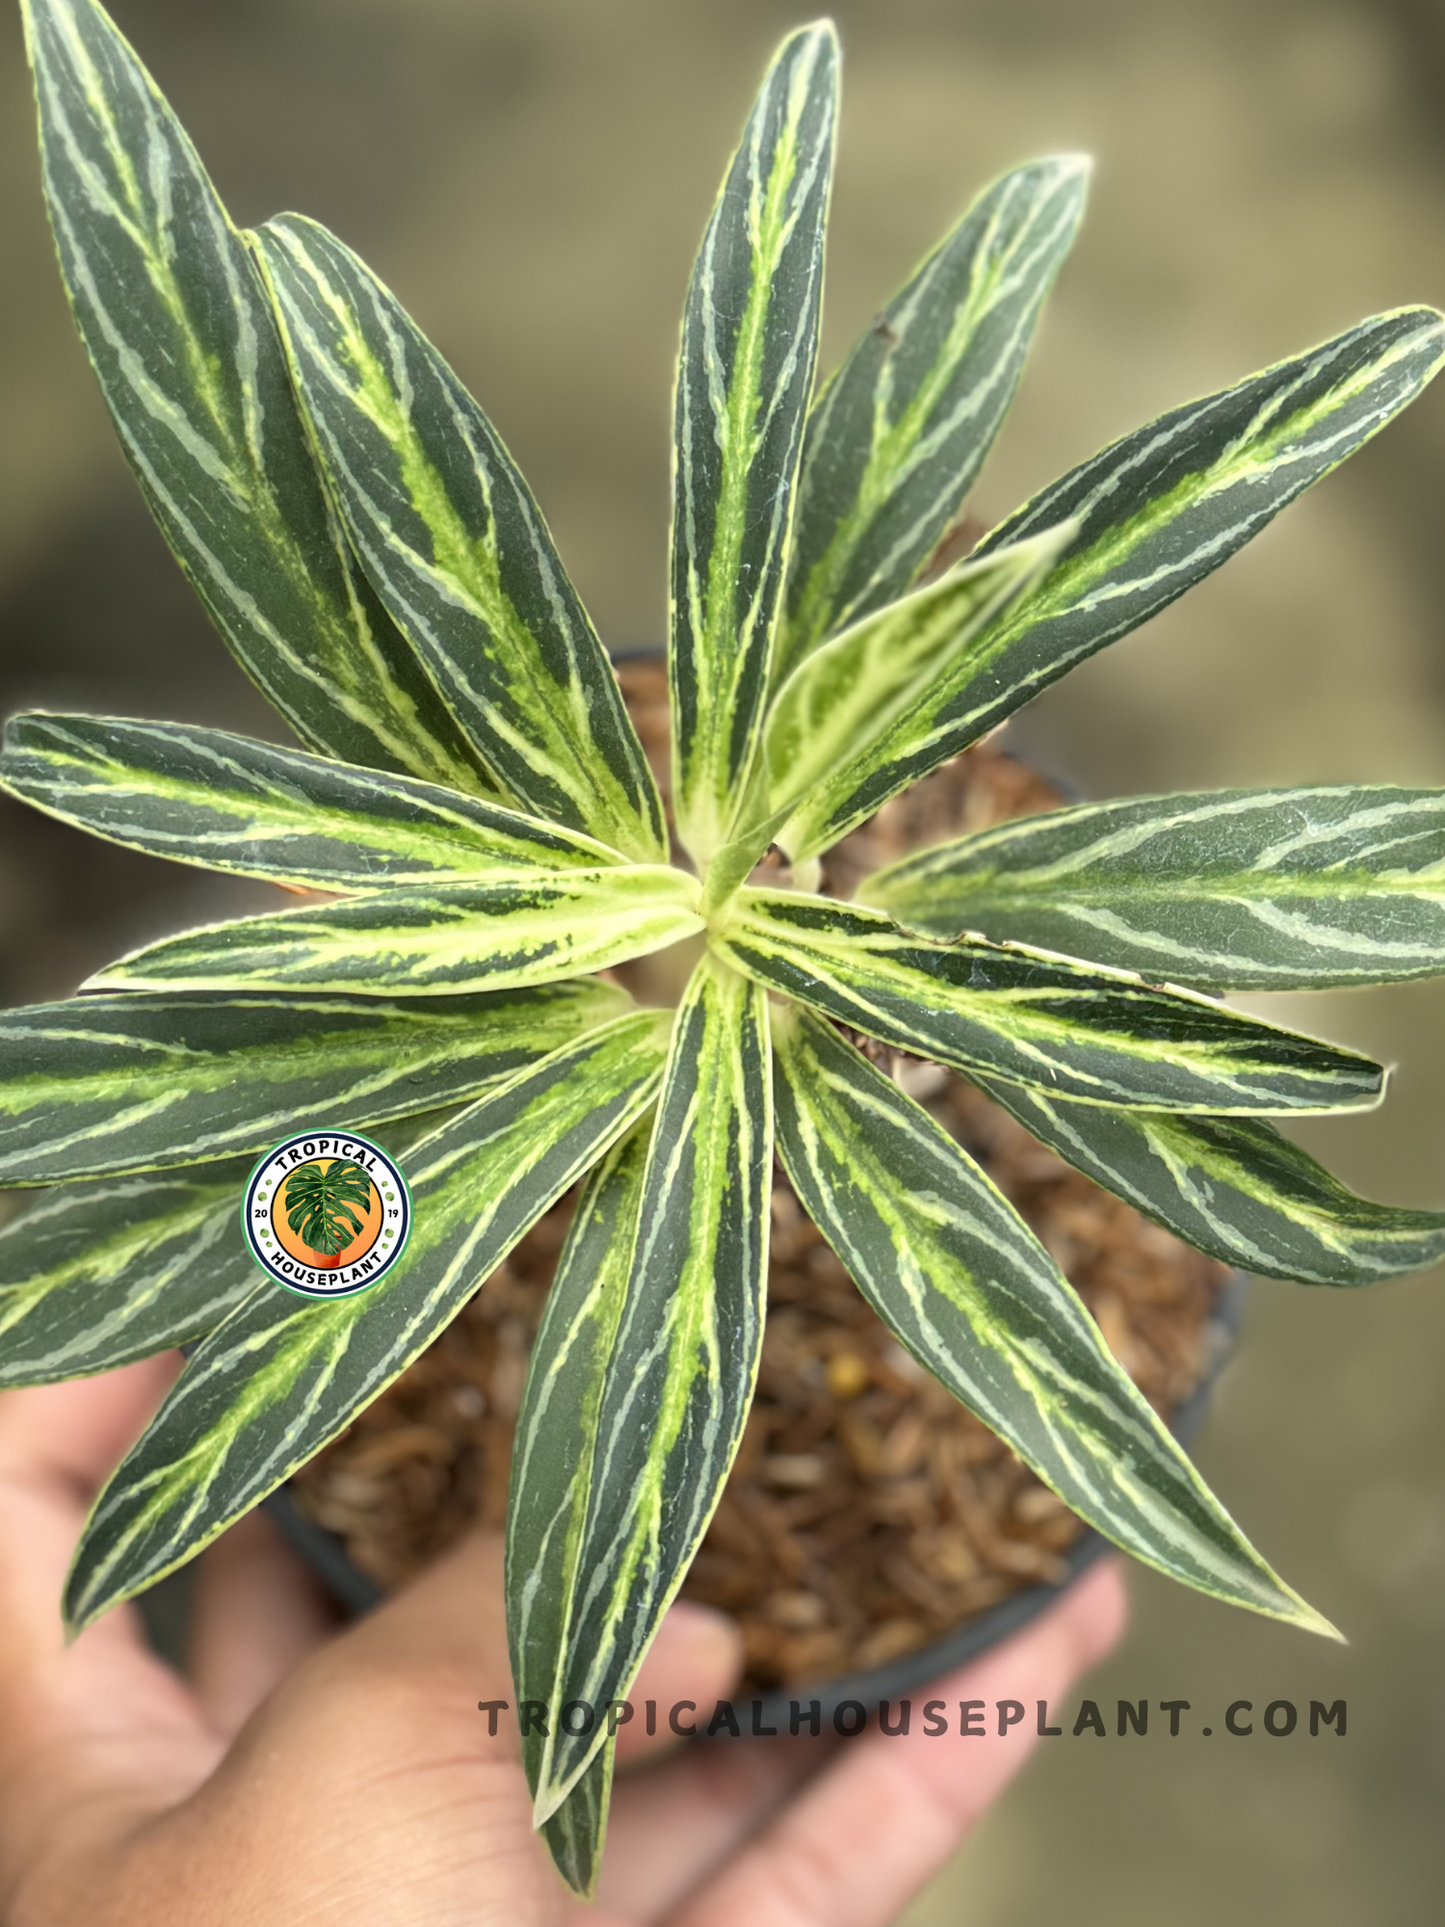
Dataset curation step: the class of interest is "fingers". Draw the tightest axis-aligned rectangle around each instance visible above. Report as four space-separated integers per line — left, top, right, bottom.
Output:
600 1724 829 1920
0 1356 181 1504
0 1366 222 1906
667 1561 1128 1927
0 1360 184 1689
186 1509 338 1741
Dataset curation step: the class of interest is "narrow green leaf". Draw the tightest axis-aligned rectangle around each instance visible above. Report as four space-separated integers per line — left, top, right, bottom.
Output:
972 1077 1445 1287
0 1162 257 1386
88 867 703 998
778 155 1090 678
713 889 1384 1114
1 714 624 892
743 525 1070 866
20 0 488 791
771 1007 1335 1635
526 956 772 1819
507 1125 650 1882
669 23 838 864
249 216 665 863
64 1011 672 1630
935 308 1445 758
0 981 626 1184
860 785 1445 990
539 1751 613 1900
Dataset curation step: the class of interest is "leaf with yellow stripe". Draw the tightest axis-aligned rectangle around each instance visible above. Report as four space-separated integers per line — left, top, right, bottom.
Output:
777 154 1090 679
860 785 1445 990
1 714 624 893
0 1162 258 1386
20 0 487 792
911 309 1445 775
771 1006 1336 1635
0 981 624 1184
732 524 1070 872
507 1124 650 1892
0 1107 463 1390
64 1011 671 1631
712 888 1384 1114
538 1752 613 1902
520 956 771 1824
88 867 702 998
669 23 838 865
971 1077 1445 1287
249 216 664 862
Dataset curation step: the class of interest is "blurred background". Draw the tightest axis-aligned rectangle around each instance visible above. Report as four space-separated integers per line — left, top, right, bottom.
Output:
4 0 1445 1919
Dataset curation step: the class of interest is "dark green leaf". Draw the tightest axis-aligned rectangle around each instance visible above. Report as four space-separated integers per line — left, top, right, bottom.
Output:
669 24 838 863
0 1162 258 1386
250 216 665 861
519 957 772 1820
21 0 488 789
89 868 703 997
64 1010 673 1630
939 308 1445 765
972 1077 1445 1286
0 715 624 892
861 785 1445 989
778 155 1089 677
713 888 1385 1114
772 1007 1335 1634
0 981 627 1184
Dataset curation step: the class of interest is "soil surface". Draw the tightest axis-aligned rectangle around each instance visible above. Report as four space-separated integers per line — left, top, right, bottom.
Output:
290 661 1227 1688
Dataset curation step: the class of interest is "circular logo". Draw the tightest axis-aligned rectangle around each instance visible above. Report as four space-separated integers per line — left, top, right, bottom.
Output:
242 1131 411 1299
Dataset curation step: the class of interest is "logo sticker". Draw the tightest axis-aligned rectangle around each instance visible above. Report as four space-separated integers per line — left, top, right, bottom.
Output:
242 1131 411 1299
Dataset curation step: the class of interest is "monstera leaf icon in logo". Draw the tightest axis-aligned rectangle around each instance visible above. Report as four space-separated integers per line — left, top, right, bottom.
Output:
242 1131 411 1298
284 1158 373 1267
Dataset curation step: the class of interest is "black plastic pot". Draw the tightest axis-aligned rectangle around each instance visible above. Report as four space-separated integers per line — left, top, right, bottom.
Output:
264 1274 1248 1724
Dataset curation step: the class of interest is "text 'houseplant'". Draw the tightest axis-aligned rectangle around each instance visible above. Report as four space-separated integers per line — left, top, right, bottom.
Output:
4 0 1445 1894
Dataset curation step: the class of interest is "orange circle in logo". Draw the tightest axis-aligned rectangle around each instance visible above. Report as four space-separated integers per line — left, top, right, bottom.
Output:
272 1158 385 1271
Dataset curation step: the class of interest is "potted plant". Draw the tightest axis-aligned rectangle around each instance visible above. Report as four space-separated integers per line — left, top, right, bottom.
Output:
3 0 1445 1898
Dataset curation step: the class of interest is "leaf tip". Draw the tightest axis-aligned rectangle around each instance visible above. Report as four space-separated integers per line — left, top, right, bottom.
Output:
531 1781 567 1832
1289 1598 1346 1644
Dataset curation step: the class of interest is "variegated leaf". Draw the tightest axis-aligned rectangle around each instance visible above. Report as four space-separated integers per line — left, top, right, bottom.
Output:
0 982 625 1184
860 785 1445 990
249 216 664 862
0 1107 464 1389
771 1007 1335 1634
777 155 1090 679
972 1077 1445 1286
669 23 838 864
88 867 703 997
21 0 487 791
539 1752 613 1901
64 1011 672 1629
508 1125 649 1882
930 308 1445 761
713 889 1384 1114
1 713 622 893
0 1162 257 1386
738 525 1070 870
527 956 771 1819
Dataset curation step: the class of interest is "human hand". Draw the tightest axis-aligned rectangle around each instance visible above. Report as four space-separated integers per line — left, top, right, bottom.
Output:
0 1357 1126 1926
